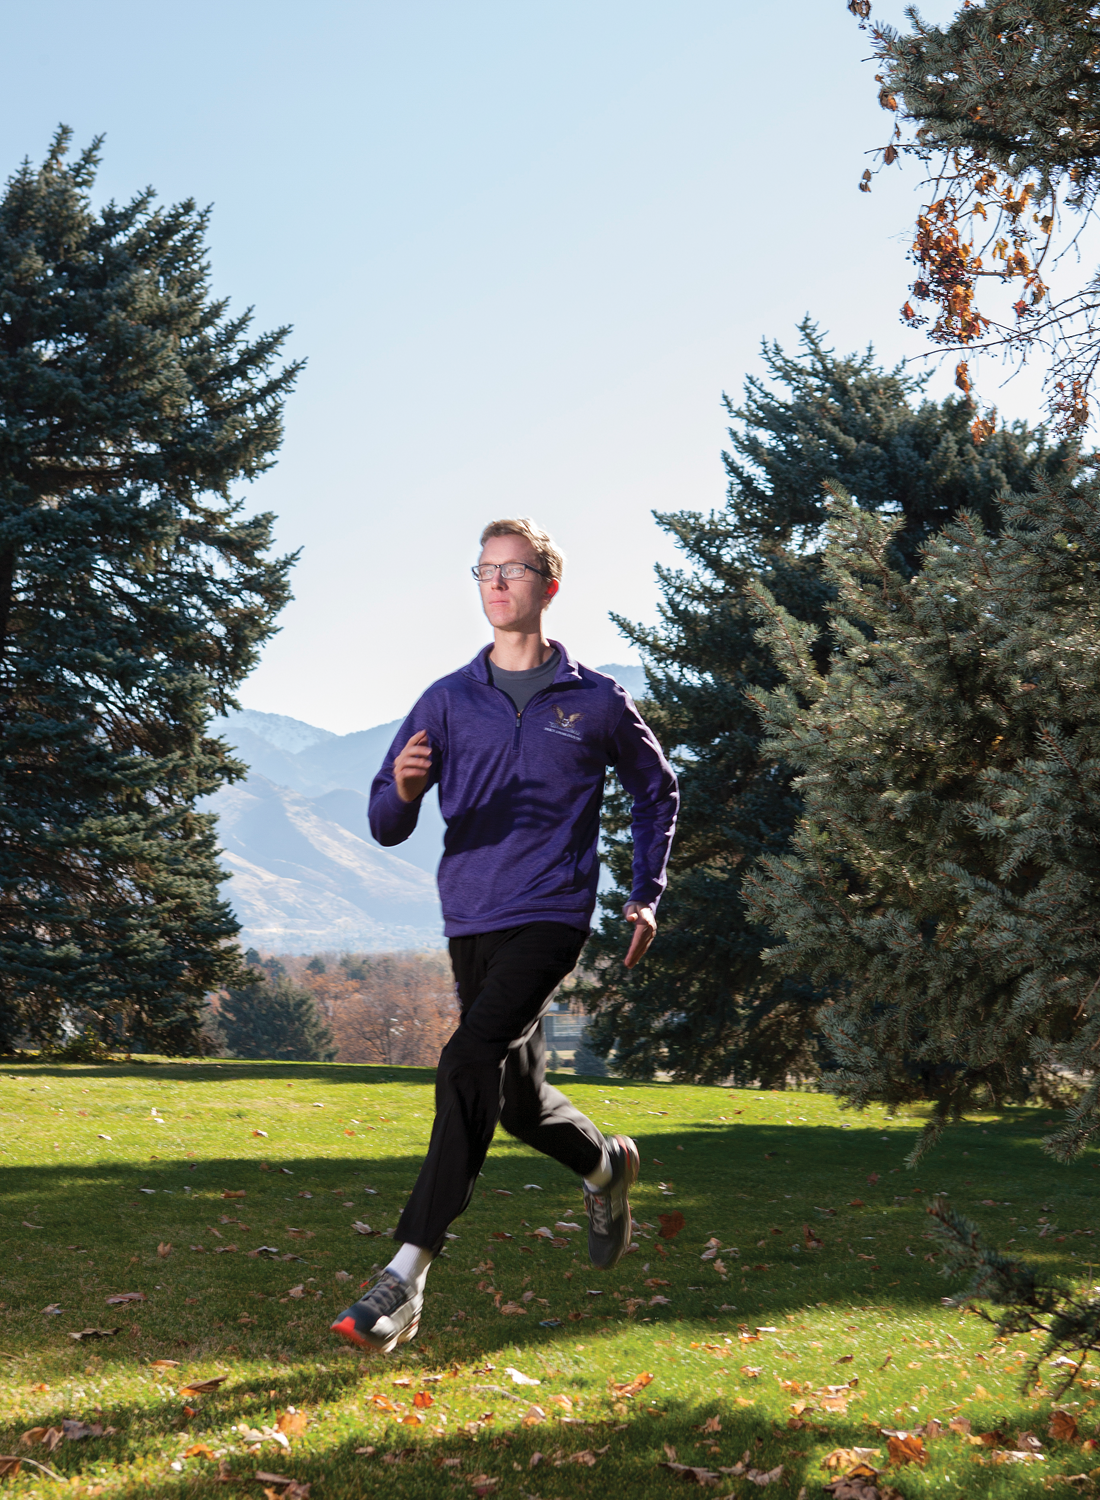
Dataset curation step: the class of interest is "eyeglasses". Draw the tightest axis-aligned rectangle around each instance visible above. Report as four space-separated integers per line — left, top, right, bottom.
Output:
470 561 550 582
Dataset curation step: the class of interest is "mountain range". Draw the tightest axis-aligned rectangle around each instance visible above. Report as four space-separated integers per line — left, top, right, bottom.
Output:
208 662 645 953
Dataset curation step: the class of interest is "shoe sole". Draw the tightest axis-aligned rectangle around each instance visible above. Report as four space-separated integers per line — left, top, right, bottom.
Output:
330 1313 420 1354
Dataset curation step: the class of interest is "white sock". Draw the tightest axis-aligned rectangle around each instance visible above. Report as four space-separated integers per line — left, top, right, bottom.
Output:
386 1242 433 1294
584 1146 612 1192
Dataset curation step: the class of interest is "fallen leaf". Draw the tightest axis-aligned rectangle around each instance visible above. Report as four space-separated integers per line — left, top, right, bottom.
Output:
179 1377 228 1394
61 1419 116 1441
157 1243 171 1259
609 1372 654 1398
149 1360 180 1369
658 1212 685 1240
413 1392 434 1409
887 1432 926 1467
1050 1410 1080 1443
276 1411 307 1437
499 1302 526 1316
185 1443 218 1460
659 1460 719 1484
222 1190 246 1199
823 1447 882 1471
104 1292 146 1305
67 1328 119 1342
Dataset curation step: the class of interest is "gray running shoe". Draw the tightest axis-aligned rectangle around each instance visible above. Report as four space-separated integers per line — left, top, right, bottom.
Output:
331 1269 422 1353
584 1134 640 1270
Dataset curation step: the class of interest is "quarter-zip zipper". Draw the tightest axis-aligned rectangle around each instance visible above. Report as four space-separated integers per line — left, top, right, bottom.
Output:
484 681 568 754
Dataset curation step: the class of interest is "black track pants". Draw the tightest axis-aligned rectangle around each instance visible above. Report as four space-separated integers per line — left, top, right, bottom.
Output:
394 921 605 1254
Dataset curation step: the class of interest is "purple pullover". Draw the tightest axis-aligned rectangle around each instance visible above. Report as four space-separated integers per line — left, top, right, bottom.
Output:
369 641 679 937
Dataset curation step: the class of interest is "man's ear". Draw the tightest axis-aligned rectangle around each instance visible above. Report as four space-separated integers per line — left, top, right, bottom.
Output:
545 579 559 602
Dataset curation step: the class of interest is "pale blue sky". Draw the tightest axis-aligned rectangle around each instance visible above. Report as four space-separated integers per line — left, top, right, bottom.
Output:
4 0 996 732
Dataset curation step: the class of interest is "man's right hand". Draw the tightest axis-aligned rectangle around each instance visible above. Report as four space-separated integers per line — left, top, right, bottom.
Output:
394 729 433 804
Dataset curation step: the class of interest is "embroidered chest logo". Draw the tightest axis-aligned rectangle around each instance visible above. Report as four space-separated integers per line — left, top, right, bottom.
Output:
546 704 585 740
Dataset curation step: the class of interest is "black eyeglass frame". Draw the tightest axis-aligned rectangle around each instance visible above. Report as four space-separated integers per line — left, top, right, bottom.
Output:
470 561 551 582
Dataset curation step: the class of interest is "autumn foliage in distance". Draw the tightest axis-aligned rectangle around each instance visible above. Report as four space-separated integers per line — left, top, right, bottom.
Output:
283 951 457 1067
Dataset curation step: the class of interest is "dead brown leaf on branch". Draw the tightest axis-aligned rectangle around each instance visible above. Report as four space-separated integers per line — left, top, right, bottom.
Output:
849 0 1100 436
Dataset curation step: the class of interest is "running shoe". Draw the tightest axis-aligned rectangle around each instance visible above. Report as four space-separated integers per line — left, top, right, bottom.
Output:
584 1134 640 1270
330 1269 422 1353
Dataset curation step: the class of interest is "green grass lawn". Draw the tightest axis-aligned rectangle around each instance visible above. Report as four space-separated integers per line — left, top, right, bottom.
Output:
1 1061 1098 1498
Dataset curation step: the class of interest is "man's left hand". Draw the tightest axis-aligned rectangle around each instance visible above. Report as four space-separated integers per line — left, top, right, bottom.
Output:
623 902 656 968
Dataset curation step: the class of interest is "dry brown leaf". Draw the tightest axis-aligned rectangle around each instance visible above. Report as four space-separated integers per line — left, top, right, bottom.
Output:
413 1392 434 1409
0 1458 21 1478
149 1359 179 1369
67 1328 119 1342
179 1377 228 1394
276 1411 307 1437
157 1242 171 1259
61 1420 115 1442
104 1292 145 1305
221 1190 246 1199
1050 1410 1080 1443
819 1395 849 1413
887 1432 926 1468
609 1372 654 1398
184 1443 218 1460
822 1447 882 1472
658 1211 685 1240
499 1301 526 1316
658 1460 719 1484
369 1394 398 1412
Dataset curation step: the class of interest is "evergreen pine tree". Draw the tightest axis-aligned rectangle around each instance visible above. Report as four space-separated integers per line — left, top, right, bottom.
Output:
0 130 300 1055
581 321 1068 1083
744 474 1100 1161
219 975 337 1062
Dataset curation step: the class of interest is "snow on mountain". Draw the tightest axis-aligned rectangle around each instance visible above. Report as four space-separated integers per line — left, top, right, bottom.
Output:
223 708 338 755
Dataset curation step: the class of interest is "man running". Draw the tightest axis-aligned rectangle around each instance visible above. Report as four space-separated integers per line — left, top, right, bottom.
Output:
331 517 678 1353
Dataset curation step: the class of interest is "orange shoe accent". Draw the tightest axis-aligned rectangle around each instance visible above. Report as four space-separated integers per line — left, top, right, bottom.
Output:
331 1315 368 1348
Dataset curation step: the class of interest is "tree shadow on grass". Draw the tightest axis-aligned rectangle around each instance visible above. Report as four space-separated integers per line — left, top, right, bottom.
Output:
0 1394 1073 1499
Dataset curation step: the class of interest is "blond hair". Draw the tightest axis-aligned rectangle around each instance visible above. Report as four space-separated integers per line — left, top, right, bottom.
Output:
479 517 564 582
